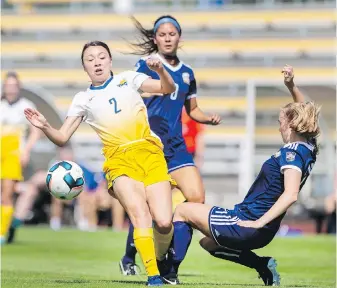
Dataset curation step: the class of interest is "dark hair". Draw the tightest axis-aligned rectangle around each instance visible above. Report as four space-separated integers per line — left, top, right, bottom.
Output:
81 41 113 77
130 15 182 56
1 71 20 100
81 41 112 65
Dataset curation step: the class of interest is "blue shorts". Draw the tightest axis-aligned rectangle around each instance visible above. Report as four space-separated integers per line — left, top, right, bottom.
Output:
208 206 276 250
165 149 195 173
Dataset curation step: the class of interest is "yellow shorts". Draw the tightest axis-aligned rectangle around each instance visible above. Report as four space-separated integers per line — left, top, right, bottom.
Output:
104 140 174 190
1 135 23 181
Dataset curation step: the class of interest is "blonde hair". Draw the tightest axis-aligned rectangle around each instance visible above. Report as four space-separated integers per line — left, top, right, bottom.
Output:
282 101 321 154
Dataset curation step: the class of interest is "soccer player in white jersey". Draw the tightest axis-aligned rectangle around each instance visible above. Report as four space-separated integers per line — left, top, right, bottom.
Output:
0 71 40 244
24 41 176 286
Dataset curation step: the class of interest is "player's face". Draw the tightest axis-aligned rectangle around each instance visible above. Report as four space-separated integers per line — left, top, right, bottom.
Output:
3 76 20 103
278 110 291 143
82 46 112 85
154 23 180 56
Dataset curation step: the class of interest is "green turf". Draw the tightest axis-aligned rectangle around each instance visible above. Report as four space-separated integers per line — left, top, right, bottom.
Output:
1 227 336 288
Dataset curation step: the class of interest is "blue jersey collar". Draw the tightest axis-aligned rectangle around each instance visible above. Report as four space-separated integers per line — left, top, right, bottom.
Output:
90 75 113 90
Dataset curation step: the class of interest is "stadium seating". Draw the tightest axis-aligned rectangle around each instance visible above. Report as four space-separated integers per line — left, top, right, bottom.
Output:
2 67 335 86
2 10 335 32
2 39 334 58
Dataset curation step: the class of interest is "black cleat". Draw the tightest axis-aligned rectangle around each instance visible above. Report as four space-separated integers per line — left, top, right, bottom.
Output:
257 257 280 286
6 227 16 244
119 260 140 276
161 273 180 285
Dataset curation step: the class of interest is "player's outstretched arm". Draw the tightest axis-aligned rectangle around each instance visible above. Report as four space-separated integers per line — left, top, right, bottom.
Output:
238 168 301 229
140 57 175 94
185 98 221 125
24 108 82 147
282 64 305 103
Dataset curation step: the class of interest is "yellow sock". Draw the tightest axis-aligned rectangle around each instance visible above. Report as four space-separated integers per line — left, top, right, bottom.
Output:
153 224 174 261
1 205 14 238
133 228 159 277
172 188 186 212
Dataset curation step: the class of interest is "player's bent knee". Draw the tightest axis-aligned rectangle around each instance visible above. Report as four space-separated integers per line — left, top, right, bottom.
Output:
154 217 172 233
129 205 152 228
184 188 205 204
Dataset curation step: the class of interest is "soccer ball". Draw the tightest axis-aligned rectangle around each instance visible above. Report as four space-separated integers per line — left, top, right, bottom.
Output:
46 161 85 200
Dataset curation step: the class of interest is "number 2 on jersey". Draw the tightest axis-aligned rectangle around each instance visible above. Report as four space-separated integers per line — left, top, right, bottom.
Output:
170 84 179 100
108 98 121 114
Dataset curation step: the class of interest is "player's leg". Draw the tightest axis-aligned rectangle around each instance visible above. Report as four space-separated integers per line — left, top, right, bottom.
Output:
8 170 46 243
111 197 125 231
111 176 161 283
1 141 22 244
146 181 173 261
0 179 16 244
169 151 205 204
50 197 63 231
200 206 280 286
164 202 212 280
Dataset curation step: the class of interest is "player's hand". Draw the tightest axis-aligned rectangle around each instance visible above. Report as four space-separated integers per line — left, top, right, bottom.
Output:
237 219 264 229
281 64 294 86
207 114 221 125
24 108 47 129
146 57 164 73
20 149 30 168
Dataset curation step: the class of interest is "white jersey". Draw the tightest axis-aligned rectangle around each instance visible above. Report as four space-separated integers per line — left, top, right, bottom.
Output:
0 97 36 146
67 71 161 156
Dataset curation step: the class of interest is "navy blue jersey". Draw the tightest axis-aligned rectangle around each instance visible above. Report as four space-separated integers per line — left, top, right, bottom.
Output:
234 141 316 231
135 55 197 158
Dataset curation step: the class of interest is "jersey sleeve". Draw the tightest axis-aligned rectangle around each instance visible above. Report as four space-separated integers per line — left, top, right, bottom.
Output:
186 70 197 100
130 71 150 91
279 148 304 174
67 92 87 120
134 58 151 75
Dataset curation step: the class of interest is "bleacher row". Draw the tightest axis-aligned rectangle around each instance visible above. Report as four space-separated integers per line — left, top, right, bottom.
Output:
2 10 336 31
2 8 336 142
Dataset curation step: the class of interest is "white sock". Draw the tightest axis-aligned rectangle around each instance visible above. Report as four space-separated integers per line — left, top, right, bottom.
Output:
50 217 61 231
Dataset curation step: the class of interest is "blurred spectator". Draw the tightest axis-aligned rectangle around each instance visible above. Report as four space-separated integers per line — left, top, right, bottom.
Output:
7 146 127 243
182 107 204 168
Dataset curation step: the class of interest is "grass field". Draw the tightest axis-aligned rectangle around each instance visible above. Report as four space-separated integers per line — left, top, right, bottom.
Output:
1 227 336 288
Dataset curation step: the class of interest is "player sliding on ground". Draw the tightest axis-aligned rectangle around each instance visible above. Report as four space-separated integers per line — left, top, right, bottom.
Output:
159 65 321 286
24 41 177 286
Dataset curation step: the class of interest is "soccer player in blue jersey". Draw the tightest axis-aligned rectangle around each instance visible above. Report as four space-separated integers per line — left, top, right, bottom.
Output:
158 65 321 286
119 15 221 276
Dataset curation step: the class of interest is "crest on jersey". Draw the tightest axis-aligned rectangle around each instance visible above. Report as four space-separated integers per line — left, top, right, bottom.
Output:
182 72 190 85
286 151 296 162
117 79 128 87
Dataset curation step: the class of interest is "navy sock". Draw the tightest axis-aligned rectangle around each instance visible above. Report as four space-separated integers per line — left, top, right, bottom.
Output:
167 221 193 275
209 246 263 270
122 222 137 265
11 217 23 229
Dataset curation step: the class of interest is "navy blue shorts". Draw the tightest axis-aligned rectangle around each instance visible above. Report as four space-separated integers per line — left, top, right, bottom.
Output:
208 206 276 250
165 149 195 173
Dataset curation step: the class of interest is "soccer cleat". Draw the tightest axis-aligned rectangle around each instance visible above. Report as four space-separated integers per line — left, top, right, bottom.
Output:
6 227 16 244
257 257 281 286
119 260 140 276
147 275 163 286
161 273 180 285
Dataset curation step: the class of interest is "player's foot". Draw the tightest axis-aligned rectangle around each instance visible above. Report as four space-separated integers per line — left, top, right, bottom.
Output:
161 273 180 285
147 275 163 286
6 227 16 244
257 257 280 286
119 260 140 276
